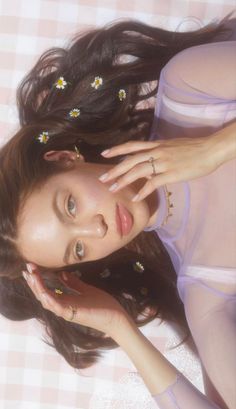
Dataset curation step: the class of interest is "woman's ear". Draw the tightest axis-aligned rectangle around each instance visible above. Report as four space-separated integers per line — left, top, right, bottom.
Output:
43 150 84 163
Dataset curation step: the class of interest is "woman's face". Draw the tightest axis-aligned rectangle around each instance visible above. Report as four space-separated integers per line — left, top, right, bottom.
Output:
16 151 158 269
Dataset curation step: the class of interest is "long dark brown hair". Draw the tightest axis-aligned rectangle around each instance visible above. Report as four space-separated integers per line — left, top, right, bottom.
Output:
0 17 232 369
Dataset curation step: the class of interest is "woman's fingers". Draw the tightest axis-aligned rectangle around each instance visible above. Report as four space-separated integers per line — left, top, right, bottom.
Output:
108 160 167 193
132 172 176 201
101 140 160 157
23 269 55 303
99 149 162 184
99 150 163 187
23 268 87 322
22 269 68 318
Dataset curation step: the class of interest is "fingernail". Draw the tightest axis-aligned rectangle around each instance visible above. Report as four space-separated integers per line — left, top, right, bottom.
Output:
23 271 34 284
109 183 118 191
22 270 29 281
26 262 37 274
101 149 110 156
26 263 33 274
132 194 140 202
98 173 108 181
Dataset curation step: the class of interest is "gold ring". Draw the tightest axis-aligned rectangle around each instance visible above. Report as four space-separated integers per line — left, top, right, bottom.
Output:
67 305 77 322
148 156 157 176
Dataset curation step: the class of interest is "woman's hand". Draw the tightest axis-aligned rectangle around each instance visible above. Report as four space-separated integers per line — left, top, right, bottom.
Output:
98 136 220 201
22 264 130 337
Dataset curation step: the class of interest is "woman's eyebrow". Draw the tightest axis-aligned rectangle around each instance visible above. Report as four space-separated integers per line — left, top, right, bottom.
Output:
52 190 72 265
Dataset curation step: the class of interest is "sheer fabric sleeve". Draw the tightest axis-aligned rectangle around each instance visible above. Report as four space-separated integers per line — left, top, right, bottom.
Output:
150 40 236 144
152 277 236 409
150 41 236 409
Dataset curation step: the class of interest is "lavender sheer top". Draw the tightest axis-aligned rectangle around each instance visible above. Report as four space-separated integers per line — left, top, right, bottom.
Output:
143 41 236 409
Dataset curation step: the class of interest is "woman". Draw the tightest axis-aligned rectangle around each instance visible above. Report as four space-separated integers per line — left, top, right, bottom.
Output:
0 17 235 409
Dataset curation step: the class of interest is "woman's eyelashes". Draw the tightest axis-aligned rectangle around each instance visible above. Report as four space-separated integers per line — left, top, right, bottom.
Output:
66 195 85 261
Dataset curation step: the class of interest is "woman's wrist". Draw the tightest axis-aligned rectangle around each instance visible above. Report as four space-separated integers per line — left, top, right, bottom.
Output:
110 316 178 396
208 121 236 169
109 313 137 341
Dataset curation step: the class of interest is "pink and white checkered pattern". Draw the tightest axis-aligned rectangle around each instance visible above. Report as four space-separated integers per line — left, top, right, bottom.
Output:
0 1 235 408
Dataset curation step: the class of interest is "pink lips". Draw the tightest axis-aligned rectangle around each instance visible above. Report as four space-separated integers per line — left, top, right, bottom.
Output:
116 203 133 237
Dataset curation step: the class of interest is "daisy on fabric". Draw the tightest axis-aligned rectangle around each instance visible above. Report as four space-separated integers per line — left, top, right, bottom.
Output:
69 108 81 118
91 76 103 90
118 89 126 101
37 131 49 144
55 76 68 89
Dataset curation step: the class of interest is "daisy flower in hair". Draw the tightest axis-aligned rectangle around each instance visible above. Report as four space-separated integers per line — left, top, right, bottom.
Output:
55 289 63 295
118 89 126 101
55 76 68 89
37 131 49 144
69 108 81 118
91 76 103 90
133 261 144 273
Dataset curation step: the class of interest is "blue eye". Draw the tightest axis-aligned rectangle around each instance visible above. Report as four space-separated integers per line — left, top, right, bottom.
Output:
67 196 84 260
67 195 76 216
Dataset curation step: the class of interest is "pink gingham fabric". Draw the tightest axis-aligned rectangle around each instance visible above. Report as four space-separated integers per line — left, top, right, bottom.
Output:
0 1 235 408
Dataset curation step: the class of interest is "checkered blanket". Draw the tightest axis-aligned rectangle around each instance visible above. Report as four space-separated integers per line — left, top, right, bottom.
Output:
0 1 235 408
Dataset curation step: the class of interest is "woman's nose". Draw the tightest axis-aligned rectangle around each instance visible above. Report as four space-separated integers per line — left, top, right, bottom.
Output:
73 214 108 238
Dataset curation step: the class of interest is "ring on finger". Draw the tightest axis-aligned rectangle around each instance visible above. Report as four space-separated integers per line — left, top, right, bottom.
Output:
148 157 158 176
66 305 77 322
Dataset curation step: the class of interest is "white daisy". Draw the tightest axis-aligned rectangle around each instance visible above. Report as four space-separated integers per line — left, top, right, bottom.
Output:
37 131 49 144
133 261 144 273
118 89 126 101
91 76 103 90
69 108 81 118
55 76 68 89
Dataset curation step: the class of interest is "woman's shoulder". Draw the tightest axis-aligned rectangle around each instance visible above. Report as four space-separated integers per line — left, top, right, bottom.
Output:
161 41 236 103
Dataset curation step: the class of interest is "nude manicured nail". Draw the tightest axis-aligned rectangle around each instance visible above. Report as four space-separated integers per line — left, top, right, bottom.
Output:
26 263 33 274
23 271 34 284
109 183 118 191
22 271 29 281
101 149 110 156
99 173 108 181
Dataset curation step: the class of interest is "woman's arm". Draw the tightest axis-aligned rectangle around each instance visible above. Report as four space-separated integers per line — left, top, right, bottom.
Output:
111 317 179 395
110 314 227 409
209 121 236 168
